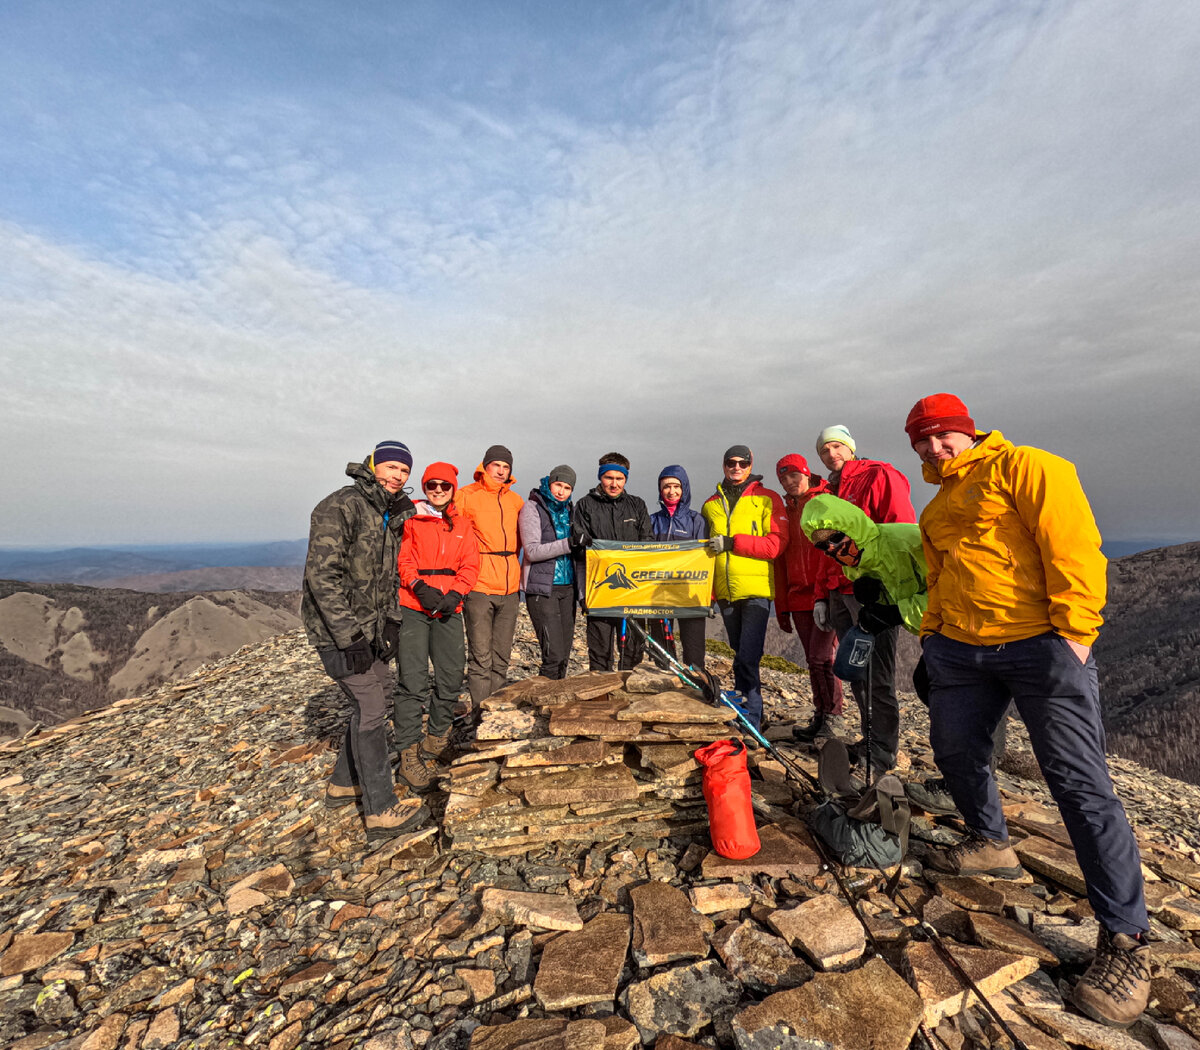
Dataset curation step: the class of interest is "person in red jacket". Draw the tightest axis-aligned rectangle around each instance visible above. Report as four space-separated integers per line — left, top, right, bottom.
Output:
395 462 480 793
773 454 845 742
815 425 916 775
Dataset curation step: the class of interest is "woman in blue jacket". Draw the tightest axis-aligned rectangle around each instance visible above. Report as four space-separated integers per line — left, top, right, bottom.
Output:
649 465 709 671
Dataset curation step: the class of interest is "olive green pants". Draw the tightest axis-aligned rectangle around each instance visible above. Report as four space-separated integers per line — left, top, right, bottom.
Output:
393 610 466 751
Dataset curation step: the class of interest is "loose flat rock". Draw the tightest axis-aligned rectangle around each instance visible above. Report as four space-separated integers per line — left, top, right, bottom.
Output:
470 1018 607 1050
476 709 541 741
767 895 865 971
617 693 736 724
903 941 1040 1026
934 875 1005 914
625 668 685 694
1017 1004 1152 1050
711 920 813 992
732 955 923 1050
548 699 644 739
0 932 74 976
690 883 753 915
1160 895 1200 932
504 741 610 768
1014 835 1087 895
1030 915 1101 965
479 889 583 931
620 959 742 1042
534 913 631 1010
520 764 640 806
969 912 1059 965
599 1016 640 1050
701 823 821 879
631 880 714 966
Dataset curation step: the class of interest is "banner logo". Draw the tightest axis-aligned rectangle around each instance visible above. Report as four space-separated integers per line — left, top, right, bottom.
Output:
598 563 636 591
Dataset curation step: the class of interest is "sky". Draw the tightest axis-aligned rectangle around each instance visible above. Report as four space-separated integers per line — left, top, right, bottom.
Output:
2 0 1199 547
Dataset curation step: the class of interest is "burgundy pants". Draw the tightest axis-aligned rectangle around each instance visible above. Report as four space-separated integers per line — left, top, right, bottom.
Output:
785 610 843 716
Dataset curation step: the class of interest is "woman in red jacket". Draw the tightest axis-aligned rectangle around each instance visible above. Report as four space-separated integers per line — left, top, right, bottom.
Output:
395 462 480 792
773 455 845 742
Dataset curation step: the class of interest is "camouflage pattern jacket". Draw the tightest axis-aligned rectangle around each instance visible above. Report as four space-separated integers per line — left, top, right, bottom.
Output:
301 461 417 651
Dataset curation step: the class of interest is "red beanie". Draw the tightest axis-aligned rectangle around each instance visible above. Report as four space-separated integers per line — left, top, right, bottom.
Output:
905 394 976 446
776 453 811 479
421 461 459 491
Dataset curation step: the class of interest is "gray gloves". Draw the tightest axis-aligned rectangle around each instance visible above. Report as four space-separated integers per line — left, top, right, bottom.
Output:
813 600 832 633
708 535 734 555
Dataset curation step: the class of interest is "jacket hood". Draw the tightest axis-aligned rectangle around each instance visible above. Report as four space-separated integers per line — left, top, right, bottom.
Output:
922 430 1002 485
347 459 390 511
472 463 516 491
657 465 692 512
800 494 880 550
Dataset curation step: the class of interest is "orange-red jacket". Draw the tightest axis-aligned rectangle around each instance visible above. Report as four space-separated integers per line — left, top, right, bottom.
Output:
398 499 480 618
919 430 1106 646
774 480 847 611
457 465 524 596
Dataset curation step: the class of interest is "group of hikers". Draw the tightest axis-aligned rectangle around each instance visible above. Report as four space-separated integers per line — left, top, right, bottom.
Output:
301 392 1151 1031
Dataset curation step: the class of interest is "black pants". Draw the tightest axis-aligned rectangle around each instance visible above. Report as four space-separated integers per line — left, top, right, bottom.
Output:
586 616 645 672
828 591 899 774
648 617 706 671
526 585 577 679
319 651 397 818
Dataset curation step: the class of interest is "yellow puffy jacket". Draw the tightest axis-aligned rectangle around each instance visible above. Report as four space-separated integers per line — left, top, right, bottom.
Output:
919 430 1106 646
701 479 788 601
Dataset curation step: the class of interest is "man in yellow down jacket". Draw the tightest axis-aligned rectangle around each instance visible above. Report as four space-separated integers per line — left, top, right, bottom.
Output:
701 445 788 730
907 393 1149 1031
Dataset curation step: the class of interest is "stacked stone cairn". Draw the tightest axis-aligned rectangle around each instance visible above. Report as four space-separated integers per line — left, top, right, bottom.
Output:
442 667 747 855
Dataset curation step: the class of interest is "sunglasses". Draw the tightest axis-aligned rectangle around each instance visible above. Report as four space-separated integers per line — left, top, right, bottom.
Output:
814 531 849 553
725 458 751 468
424 481 453 492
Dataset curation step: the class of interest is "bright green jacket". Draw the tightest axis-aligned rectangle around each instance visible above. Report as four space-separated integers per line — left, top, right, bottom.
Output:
800 494 928 634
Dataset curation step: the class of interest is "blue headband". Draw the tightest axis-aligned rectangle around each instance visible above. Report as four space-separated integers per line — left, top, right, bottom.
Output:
598 463 629 479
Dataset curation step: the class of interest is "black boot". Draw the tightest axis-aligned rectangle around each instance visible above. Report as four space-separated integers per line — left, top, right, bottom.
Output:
792 713 826 743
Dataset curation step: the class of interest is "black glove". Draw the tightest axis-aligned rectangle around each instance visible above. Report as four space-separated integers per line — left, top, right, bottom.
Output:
412 581 442 614
912 655 930 705
436 590 463 616
858 602 903 635
341 631 373 674
376 621 401 663
708 535 734 554
570 528 592 554
852 576 883 605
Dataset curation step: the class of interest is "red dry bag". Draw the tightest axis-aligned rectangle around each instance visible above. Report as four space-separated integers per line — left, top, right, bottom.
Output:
694 739 760 859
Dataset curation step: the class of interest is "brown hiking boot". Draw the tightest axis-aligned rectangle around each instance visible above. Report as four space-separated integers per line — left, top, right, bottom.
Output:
364 797 431 842
324 782 362 809
397 743 438 793
421 731 453 773
925 834 1025 879
1070 927 1151 1028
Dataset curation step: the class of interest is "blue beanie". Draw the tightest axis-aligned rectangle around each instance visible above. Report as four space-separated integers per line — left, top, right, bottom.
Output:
373 440 413 469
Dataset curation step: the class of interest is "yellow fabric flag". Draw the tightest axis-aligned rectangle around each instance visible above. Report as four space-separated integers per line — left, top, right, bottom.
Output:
584 540 713 618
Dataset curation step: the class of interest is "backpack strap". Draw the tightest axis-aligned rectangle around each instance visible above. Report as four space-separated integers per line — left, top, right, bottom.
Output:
873 774 911 896
817 738 859 799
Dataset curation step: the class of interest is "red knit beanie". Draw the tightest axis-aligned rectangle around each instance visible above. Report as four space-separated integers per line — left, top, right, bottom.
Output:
776 453 811 479
905 394 976 446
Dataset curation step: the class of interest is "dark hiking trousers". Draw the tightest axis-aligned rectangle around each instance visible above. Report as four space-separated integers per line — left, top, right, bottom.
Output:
463 591 520 703
526 585 576 679
924 631 1148 936
828 590 900 774
393 610 466 751
785 609 843 716
718 597 770 726
586 616 645 672
318 651 397 817
649 617 707 672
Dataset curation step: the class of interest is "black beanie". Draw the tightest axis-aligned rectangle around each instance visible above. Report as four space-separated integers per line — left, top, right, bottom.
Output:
548 464 576 488
483 444 513 467
723 444 752 463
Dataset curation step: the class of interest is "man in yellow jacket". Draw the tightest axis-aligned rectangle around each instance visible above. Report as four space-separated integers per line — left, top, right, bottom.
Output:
908 393 1149 1031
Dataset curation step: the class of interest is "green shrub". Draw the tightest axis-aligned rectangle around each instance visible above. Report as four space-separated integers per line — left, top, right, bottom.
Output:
704 638 735 658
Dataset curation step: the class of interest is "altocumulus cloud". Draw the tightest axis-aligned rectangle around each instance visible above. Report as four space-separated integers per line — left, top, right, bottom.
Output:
0 0 1197 544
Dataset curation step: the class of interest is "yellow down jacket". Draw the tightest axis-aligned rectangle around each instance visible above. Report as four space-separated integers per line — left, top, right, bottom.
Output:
919 430 1106 646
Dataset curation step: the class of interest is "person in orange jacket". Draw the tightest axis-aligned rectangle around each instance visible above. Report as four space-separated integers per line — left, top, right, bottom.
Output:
395 462 480 793
456 445 524 716
908 393 1150 1030
772 454 845 742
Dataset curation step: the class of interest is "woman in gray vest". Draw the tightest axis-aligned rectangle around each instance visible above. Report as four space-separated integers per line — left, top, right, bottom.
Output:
519 465 577 679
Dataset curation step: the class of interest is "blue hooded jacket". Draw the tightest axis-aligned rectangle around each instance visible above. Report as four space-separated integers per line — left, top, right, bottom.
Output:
650 465 709 541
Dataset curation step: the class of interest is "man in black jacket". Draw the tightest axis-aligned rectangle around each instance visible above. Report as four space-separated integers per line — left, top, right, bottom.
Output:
301 440 429 842
572 452 653 670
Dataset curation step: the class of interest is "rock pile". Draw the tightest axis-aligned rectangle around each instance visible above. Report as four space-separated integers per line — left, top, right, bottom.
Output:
0 615 1199 1050
443 667 744 854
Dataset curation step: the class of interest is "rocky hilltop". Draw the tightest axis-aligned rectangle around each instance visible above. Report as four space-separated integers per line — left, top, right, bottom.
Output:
2 615 1199 1050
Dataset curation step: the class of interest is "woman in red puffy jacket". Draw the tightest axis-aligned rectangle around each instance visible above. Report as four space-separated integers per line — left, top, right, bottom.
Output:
394 462 479 792
773 454 845 742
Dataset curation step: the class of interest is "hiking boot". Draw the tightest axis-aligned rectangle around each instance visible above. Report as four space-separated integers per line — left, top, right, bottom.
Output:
792 713 826 743
905 777 960 817
815 714 841 741
925 834 1025 879
420 731 453 774
1070 927 1151 1029
364 797 431 842
453 698 473 722
324 782 362 809
397 743 438 793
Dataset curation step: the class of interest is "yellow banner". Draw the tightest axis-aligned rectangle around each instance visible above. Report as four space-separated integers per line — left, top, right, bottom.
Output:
584 540 713 618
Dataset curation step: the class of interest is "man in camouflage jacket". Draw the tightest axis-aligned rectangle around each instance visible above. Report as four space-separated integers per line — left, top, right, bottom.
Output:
301 441 428 842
